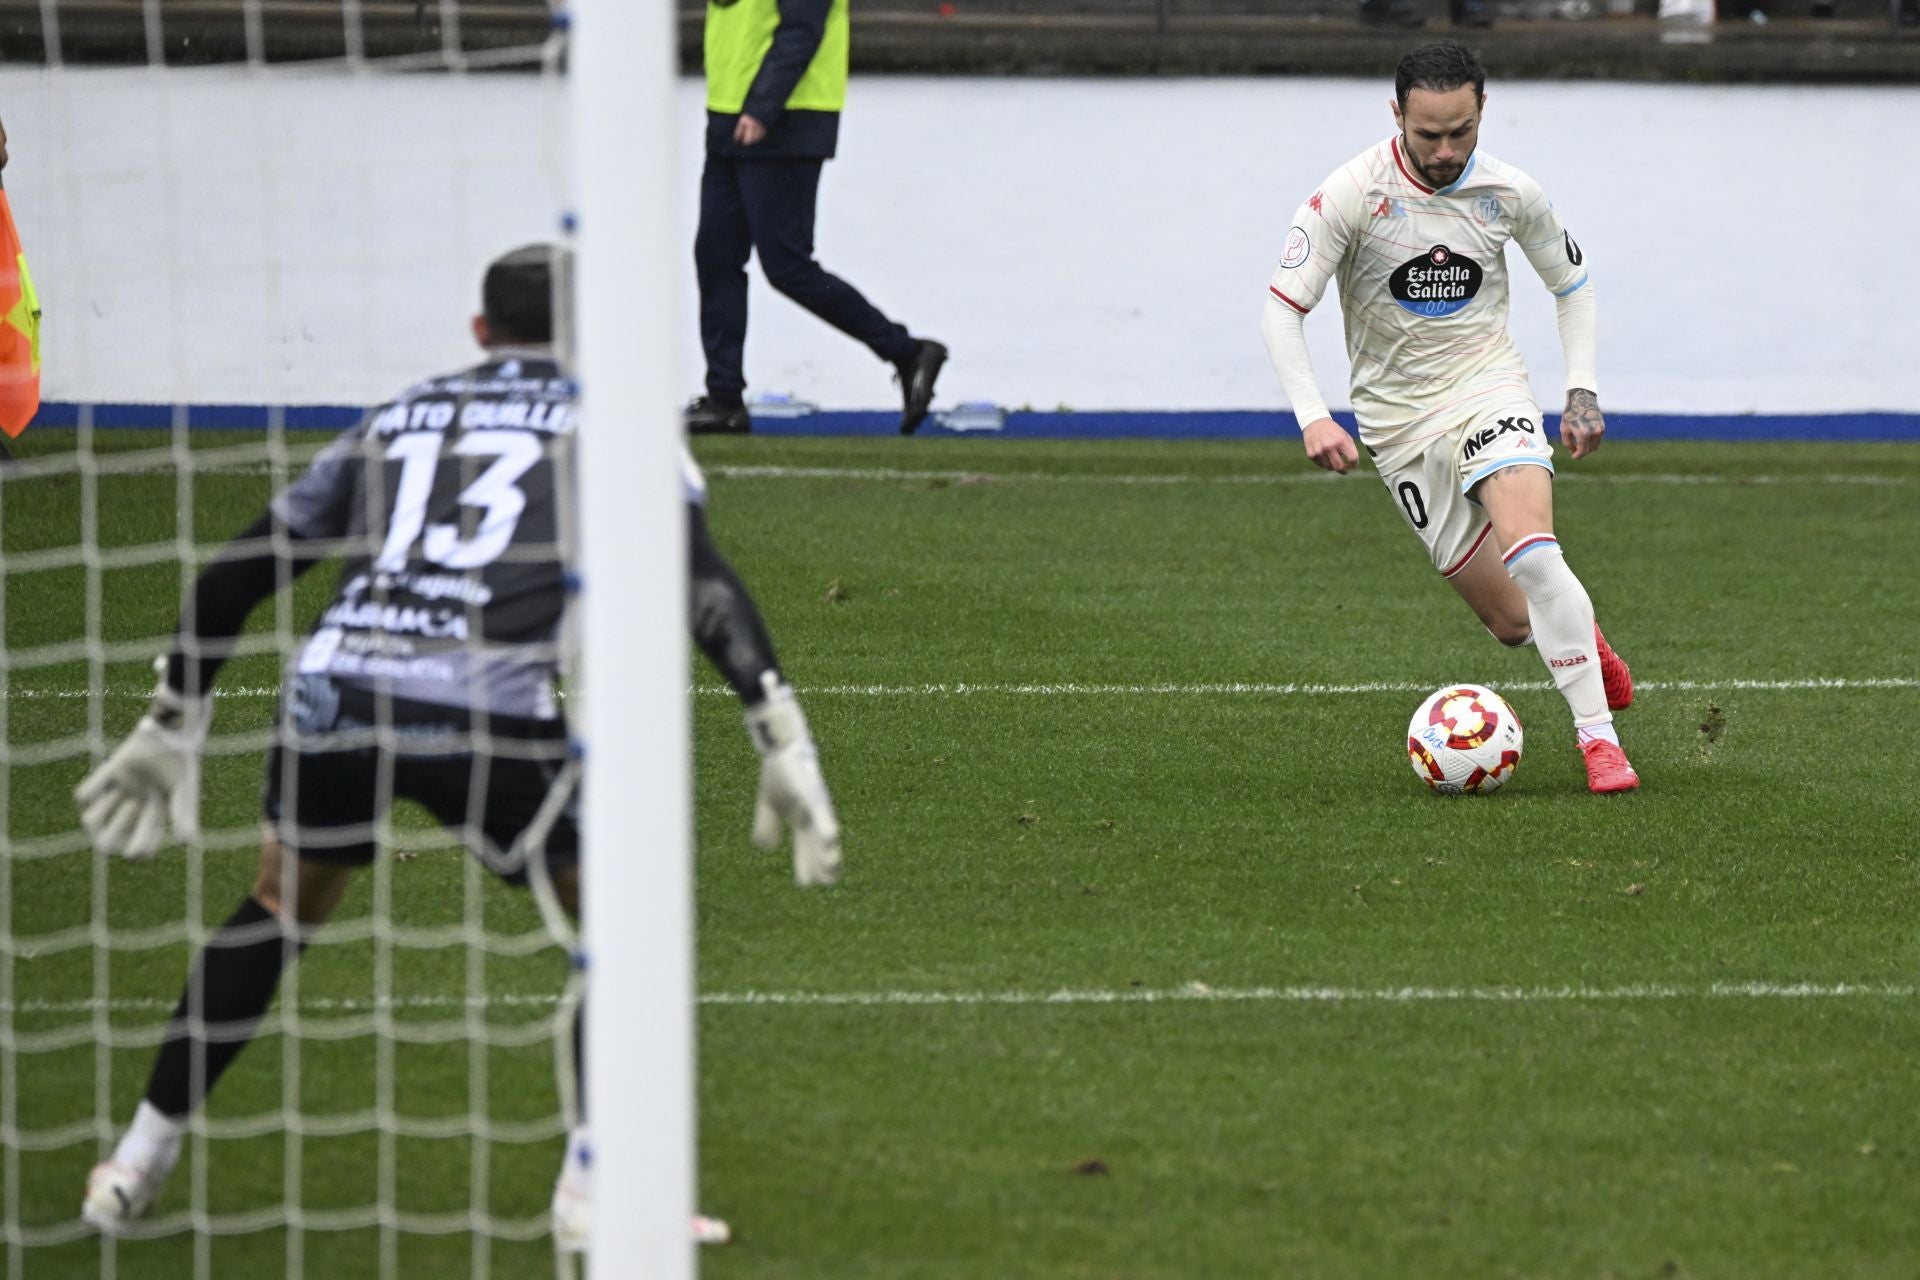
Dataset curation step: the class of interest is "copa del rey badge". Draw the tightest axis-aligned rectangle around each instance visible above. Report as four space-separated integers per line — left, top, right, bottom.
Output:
1279 226 1311 270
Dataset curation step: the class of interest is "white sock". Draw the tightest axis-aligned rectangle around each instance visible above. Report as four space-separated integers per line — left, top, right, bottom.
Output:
114 1100 185 1174
1502 534 1612 732
1485 625 1534 648
1577 721 1620 748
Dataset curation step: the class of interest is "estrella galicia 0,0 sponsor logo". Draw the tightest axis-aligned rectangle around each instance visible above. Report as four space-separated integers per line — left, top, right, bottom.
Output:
1390 245 1483 317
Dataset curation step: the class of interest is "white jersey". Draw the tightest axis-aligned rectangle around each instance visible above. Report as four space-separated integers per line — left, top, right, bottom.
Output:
1268 137 1590 465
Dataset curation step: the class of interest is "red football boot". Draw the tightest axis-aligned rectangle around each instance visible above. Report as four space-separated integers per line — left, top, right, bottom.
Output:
1594 624 1633 711
1582 738 1641 794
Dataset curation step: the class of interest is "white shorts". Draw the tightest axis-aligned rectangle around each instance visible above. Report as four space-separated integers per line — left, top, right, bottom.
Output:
1374 400 1554 577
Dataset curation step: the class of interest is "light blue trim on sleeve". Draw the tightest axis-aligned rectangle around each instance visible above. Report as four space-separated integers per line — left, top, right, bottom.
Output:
1553 272 1591 298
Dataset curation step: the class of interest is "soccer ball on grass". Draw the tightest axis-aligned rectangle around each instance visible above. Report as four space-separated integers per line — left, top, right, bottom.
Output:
1407 684 1523 795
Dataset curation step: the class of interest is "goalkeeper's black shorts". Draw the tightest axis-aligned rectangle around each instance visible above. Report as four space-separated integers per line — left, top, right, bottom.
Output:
260 676 577 887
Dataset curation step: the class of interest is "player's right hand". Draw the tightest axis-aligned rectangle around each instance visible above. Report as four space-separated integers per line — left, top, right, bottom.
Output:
1301 418 1358 474
743 680 842 888
732 113 767 146
1560 388 1607 460
74 679 209 860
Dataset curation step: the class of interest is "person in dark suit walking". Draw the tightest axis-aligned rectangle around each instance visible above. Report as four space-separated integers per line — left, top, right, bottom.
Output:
687 0 947 436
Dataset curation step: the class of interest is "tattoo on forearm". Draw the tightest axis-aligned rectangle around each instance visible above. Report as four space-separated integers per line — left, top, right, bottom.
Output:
1565 387 1604 436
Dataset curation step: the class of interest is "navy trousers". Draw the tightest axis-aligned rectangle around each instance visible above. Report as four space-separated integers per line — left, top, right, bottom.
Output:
695 154 915 403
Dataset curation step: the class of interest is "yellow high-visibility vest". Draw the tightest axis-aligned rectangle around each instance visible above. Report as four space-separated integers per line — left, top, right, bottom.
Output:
705 0 849 115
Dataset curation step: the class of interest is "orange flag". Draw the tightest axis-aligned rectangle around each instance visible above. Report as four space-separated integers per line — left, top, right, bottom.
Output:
0 180 42 438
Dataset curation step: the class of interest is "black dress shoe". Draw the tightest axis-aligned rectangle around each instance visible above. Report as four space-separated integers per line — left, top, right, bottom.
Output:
685 396 751 435
895 340 948 435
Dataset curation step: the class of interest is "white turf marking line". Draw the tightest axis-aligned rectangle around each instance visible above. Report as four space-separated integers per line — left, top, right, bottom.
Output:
732 677 1920 698
5 981 1912 1018
2 993 566 1016
697 981 1919 1008
81 463 1916 488
706 463 1914 489
8 677 1919 703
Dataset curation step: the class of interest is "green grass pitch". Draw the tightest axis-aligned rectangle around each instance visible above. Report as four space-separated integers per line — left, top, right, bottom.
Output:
3 430 1917 1278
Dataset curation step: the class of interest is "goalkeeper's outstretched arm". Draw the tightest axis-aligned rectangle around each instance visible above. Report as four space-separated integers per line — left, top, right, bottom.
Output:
688 503 841 888
168 509 328 698
75 509 326 859
688 503 783 706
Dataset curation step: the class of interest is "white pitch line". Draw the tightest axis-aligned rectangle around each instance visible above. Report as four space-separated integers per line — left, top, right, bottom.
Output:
4 981 1911 1018
28 463 1913 487
718 677 1920 698
706 463 1915 488
1 992 565 1016
6 677 1917 703
5 685 287 701
698 981 1919 1008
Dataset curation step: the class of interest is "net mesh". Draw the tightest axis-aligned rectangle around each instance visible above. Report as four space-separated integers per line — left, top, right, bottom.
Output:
1 4 588 1276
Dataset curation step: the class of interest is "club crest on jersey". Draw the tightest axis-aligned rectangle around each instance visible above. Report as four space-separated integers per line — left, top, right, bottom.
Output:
1389 245 1484 318
1473 193 1503 226
1279 226 1312 269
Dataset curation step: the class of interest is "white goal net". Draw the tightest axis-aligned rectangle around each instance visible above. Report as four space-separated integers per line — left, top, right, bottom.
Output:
0 3 688 1276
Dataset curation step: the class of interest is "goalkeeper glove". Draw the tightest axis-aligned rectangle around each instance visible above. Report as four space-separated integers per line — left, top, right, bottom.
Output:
744 677 842 888
74 661 210 860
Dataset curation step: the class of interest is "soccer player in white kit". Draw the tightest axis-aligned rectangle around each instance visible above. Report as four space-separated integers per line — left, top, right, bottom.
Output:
1261 41 1639 794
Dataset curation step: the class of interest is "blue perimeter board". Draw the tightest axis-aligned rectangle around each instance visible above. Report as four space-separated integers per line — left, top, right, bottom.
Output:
32 403 1920 442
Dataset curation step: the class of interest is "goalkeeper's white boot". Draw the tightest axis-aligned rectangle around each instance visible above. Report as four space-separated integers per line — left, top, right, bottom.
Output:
82 1100 183 1234
549 1160 592 1253
81 1157 171 1234
549 1156 733 1250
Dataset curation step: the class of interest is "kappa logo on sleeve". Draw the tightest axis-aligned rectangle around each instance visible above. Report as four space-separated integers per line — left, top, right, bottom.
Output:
1279 226 1312 270
1389 245 1484 318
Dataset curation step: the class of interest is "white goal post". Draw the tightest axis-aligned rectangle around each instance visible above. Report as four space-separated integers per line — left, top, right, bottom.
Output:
0 0 695 1274
568 0 695 1274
